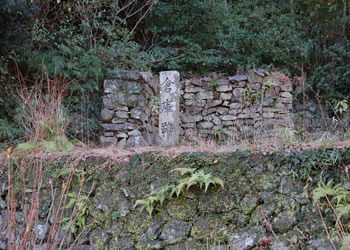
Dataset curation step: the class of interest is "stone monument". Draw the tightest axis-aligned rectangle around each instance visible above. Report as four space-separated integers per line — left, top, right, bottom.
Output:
159 71 180 147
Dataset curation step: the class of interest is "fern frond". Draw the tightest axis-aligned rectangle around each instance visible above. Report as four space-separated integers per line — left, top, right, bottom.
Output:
213 177 224 189
170 168 196 176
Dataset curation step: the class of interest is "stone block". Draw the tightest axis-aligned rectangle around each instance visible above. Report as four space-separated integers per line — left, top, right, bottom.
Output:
181 113 203 123
229 75 248 82
128 129 141 137
202 108 216 116
221 115 237 121
279 97 292 104
181 123 196 128
198 121 214 129
211 115 222 126
104 80 142 94
196 91 214 100
248 71 263 83
117 133 128 138
185 86 205 93
220 92 232 100
201 77 213 82
233 88 244 98
223 121 234 126
104 132 114 137
280 83 293 92
217 107 229 115
236 81 246 88
115 111 129 119
183 93 195 99
111 118 127 124
191 79 202 86
100 136 117 147
130 108 147 121
207 100 222 108
216 84 232 92
222 101 230 106
280 92 292 98
101 109 114 122
247 83 261 90
229 103 243 110
263 113 275 118
126 136 148 148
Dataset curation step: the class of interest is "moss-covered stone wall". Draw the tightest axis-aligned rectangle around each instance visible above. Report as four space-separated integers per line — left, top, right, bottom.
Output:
1 149 350 249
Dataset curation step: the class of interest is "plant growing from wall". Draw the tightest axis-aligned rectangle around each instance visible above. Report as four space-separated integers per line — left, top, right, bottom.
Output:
242 87 260 103
135 168 224 215
313 180 350 249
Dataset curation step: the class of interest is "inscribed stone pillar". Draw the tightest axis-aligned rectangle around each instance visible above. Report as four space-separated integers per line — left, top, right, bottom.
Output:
159 71 180 147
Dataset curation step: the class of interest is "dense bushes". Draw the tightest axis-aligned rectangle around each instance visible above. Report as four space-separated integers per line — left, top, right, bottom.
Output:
0 0 349 144
145 0 311 74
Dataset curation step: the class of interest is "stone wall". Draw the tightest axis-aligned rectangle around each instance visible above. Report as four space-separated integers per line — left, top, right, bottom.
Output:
2 150 348 249
179 70 293 140
100 70 294 147
100 71 158 148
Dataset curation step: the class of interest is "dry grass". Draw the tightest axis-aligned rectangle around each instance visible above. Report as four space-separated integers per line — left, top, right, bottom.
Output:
2 130 350 166
15 67 71 143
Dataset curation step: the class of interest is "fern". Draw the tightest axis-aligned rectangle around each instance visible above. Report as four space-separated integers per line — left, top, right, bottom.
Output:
170 167 196 175
313 179 350 219
135 168 224 215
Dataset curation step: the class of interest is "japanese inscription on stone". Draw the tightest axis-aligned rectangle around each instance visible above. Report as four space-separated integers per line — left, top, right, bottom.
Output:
159 71 180 147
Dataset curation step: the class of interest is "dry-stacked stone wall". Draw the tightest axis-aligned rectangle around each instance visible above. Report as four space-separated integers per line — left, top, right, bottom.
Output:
100 71 158 147
100 70 294 147
179 70 293 140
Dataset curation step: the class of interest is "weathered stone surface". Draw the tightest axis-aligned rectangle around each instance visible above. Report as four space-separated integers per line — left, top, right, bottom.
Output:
233 88 244 98
198 121 214 129
197 91 214 100
221 115 237 121
229 227 265 250
99 136 117 146
272 210 297 233
191 79 202 86
128 129 141 136
183 93 195 99
185 86 205 93
207 100 222 108
159 71 180 147
130 108 147 121
229 75 248 82
104 132 114 137
101 109 114 122
160 220 191 244
247 83 261 90
248 71 263 83
126 136 148 148
280 83 293 92
111 118 127 124
217 107 229 115
115 111 129 119
181 113 203 123
216 84 232 92
280 92 292 99
101 70 294 146
35 223 49 240
220 93 232 100
104 80 142 94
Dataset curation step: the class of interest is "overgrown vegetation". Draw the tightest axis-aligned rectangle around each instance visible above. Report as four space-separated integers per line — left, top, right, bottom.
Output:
0 0 349 144
135 167 224 215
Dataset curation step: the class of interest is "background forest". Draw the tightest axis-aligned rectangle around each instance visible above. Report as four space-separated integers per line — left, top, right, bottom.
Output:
0 0 349 147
